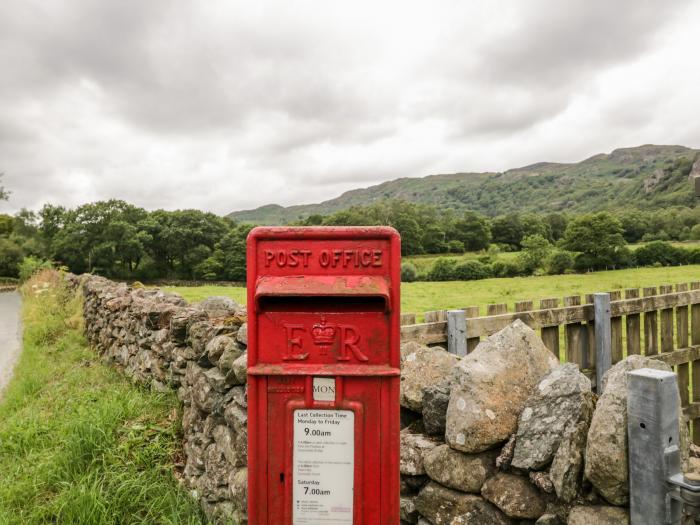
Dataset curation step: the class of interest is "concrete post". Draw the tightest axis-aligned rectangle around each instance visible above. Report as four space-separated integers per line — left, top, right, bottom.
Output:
447 309 467 358
627 368 682 525
594 293 612 391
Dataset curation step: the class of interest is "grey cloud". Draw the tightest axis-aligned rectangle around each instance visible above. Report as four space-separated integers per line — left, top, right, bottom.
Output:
0 0 698 215
472 0 685 86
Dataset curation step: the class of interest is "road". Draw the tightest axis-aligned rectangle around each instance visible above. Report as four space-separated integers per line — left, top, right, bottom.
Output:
0 292 21 397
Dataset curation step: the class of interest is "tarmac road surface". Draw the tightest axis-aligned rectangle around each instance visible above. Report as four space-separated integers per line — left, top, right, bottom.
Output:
0 291 22 398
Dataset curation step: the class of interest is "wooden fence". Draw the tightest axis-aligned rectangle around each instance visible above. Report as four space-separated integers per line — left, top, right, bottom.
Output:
399 281 700 442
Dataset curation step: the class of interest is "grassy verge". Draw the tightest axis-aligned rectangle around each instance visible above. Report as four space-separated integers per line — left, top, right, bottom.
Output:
0 270 206 525
165 264 700 317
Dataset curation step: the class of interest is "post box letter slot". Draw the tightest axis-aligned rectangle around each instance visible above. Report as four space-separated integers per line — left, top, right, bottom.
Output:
254 275 391 313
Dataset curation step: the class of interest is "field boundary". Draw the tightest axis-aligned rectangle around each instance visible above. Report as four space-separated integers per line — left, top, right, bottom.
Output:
400 280 700 441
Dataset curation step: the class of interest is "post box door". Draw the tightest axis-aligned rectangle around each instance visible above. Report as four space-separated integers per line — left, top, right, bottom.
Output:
264 375 385 524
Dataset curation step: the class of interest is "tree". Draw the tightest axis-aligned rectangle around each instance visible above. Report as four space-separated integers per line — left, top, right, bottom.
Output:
518 234 552 273
691 224 700 241
0 214 14 236
562 212 628 270
546 250 574 274
450 211 491 251
0 238 22 277
520 214 551 242
544 213 568 241
0 173 9 202
633 241 686 267
490 214 523 249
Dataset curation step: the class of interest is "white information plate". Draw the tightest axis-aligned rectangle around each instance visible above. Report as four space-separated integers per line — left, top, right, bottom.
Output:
312 377 336 401
293 409 354 524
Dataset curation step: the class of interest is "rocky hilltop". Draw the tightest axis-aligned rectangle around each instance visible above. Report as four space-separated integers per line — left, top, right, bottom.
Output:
229 144 698 224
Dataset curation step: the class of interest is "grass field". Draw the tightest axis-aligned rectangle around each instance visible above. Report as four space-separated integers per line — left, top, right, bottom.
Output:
0 271 205 525
165 264 700 317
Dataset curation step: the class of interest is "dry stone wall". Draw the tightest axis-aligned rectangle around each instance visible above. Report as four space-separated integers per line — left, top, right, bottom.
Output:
74 274 249 524
72 274 683 525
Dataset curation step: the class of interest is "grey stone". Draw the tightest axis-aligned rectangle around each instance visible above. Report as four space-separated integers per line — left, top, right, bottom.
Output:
496 435 516 470
203 442 230 488
446 320 559 453
170 308 208 343
550 391 595 502
512 364 594 470
415 482 510 525
192 374 225 414
422 381 451 436
400 429 442 475
232 353 247 384
449 511 512 525
208 501 241 525
198 296 241 318
188 321 216 358
423 444 497 493
237 322 248 346
204 368 230 393
584 355 675 505
567 506 629 525
536 514 564 525
228 467 248 513
205 335 240 366
400 495 419 523
213 425 245 467
401 340 428 362
223 387 248 435
529 471 554 494
481 472 546 520
401 343 458 412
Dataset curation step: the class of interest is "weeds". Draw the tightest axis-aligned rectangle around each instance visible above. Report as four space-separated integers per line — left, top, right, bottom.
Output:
0 270 206 524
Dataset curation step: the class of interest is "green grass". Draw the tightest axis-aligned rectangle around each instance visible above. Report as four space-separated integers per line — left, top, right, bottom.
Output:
399 265 700 315
0 271 206 525
165 265 700 318
163 285 247 306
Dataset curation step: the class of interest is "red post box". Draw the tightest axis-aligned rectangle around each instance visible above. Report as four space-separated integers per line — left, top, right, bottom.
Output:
247 226 401 524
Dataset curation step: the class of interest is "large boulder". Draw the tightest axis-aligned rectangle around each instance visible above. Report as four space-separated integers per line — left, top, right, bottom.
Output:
584 355 677 505
414 482 510 525
567 506 629 525
512 364 594 470
446 320 559 453
481 472 546 520
423 444 497 494
401 344 458 412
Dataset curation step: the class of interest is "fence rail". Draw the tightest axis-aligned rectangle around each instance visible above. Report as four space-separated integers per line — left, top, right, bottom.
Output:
399 281 700 442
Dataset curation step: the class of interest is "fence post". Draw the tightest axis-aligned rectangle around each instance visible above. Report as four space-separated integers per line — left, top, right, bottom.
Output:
447 310 467 358
594 293 612 391
627 368 682 525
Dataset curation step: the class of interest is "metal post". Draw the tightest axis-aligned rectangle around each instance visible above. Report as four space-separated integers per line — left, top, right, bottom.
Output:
447 309 467 357
594 293 612 391
627 368 682 525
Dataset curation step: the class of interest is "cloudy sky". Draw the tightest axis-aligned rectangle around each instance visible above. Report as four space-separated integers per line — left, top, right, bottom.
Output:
1 0 699 216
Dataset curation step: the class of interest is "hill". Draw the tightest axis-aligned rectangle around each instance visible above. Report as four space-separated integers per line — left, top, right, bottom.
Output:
229 145 699 224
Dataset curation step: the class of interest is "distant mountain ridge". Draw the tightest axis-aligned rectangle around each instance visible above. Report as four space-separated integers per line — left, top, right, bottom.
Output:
228 145 699 224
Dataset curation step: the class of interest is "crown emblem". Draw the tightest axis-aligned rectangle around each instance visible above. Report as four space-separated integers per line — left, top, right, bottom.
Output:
312 316 336 346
